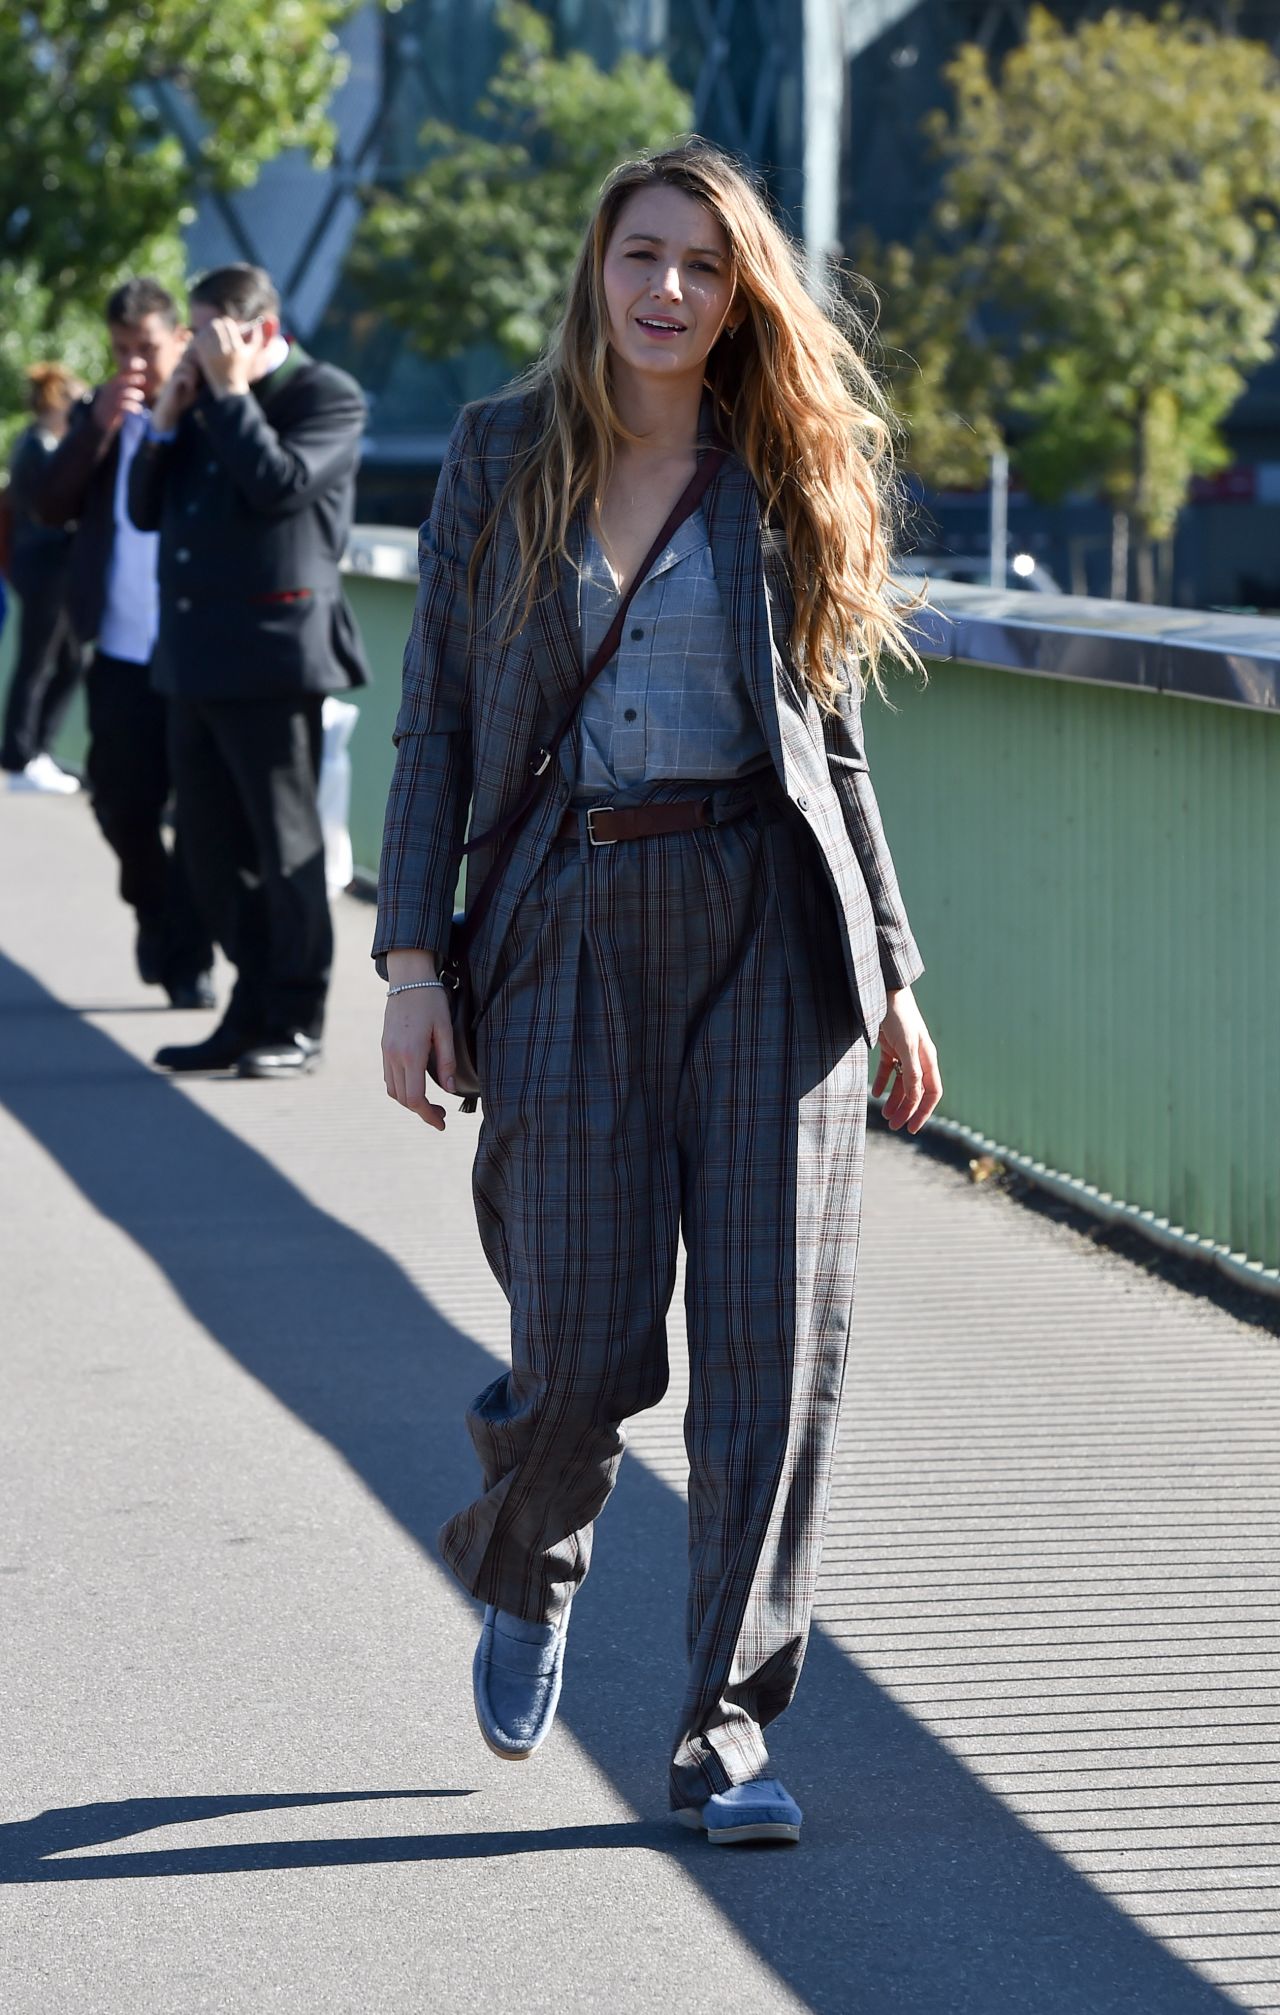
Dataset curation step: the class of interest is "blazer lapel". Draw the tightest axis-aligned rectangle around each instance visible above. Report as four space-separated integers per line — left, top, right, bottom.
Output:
703 451 788 781
255 342 310 411
528 500 590 726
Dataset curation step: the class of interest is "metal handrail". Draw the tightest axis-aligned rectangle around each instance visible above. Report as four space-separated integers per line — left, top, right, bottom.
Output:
343 528 1280 712
909 581 1280 712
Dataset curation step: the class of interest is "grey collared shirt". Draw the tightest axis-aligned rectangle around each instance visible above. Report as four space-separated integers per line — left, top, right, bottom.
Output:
572 507 770 799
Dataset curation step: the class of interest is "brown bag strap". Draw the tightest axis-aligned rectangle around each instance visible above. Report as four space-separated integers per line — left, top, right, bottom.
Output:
452 446 727 956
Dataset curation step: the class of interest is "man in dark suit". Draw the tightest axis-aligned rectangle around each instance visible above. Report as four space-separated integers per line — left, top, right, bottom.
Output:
129 262 369 1079
33 278 214 1004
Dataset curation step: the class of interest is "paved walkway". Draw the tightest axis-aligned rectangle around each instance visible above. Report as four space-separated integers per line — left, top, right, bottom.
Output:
1 790 1277 2015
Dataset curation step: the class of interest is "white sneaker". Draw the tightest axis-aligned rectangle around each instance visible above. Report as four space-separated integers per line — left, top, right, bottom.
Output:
7 753 80 795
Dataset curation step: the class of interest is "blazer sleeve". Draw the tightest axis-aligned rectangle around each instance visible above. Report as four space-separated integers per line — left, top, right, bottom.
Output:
823 678 925 993
372 406 487 969
198 377 365 518
7 430 50 518
30 400 113 526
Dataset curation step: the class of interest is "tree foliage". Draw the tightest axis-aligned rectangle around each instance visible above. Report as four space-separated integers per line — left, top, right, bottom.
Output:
0 0 360 452
851 241 1006 493
863 9 1280 568
0 267 119 461
1 0 357 305
350 3 692 367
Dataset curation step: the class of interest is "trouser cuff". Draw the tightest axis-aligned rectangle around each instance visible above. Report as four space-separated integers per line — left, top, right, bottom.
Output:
669 1722 771 1810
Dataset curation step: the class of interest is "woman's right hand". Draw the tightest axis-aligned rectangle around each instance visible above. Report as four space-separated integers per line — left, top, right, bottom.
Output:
382 979 457 1132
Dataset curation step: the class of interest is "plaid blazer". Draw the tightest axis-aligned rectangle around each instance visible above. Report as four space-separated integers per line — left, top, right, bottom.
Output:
374 392 923 1045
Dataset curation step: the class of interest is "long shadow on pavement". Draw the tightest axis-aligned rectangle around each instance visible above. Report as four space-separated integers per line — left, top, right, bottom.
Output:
0 951 1242 2015
0 1792 672 1883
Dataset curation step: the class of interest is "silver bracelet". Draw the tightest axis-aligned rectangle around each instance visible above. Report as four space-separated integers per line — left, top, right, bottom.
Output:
386 978 446 998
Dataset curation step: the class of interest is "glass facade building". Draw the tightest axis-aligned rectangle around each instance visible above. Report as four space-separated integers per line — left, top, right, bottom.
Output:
185 0 813 519
180 0 1280 602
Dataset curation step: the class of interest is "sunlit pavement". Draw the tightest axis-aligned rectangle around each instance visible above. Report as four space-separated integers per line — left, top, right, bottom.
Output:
2 790 1276 2015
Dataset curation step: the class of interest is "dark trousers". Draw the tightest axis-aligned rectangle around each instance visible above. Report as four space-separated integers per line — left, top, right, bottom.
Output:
168 693 332 1041
0 572 84 772
86 653 212 986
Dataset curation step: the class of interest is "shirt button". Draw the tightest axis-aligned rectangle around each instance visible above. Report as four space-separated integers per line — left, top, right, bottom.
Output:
794 793 809 812
206 461 218 475
176 548 190 562
624 708 637 722
185 502 198 515
176 597 191 612
630 626 644 641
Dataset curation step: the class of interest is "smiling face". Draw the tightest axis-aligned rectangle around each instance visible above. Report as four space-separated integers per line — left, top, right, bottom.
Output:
601 183 741 384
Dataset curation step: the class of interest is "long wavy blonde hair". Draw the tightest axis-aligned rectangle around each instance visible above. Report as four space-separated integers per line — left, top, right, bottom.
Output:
474 137 919 703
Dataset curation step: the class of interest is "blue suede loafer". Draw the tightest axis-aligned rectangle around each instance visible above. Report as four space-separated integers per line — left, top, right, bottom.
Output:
472 1601 571 1761
674 1777 802 1845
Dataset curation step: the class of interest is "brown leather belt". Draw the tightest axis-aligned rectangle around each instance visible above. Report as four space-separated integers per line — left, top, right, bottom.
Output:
556 797 757 848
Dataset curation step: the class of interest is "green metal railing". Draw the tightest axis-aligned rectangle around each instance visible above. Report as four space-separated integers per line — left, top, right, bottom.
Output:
337 539 1280 1290
6 535 1277 1289
863 652 1279 1289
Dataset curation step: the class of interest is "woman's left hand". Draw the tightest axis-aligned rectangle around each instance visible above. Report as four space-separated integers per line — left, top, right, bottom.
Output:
872 986 943 1134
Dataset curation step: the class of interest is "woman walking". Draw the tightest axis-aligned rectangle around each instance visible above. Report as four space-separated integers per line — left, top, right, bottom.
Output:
378 140 941 1846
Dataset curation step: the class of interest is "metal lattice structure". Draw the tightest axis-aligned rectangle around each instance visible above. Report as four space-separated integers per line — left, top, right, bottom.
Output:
183 1 814 335
180 0 823 490
175 0 1280 500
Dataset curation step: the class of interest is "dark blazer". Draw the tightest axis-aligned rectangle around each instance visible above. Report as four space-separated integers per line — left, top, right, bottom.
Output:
127 345 370 700
374 393 924 1049
29 395 122 642
6 426 74 599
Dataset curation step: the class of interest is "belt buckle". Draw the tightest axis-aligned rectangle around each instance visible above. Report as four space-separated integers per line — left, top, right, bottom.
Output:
586 806 616 846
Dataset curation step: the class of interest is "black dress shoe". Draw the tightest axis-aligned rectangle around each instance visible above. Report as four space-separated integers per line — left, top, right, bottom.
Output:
236 1033 323 1079
154 1023 260 1073
165 972 217 1011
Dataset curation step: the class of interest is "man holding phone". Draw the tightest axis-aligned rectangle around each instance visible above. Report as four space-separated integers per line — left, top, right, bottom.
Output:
34 277 214 1006
129 263 369 1079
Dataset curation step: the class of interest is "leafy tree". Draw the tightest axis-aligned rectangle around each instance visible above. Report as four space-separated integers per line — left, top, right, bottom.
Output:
0 266 117 462
863 9 1280 597
0 0 361 454
850 240 1007 495
351 2 692 367
0 0 358 307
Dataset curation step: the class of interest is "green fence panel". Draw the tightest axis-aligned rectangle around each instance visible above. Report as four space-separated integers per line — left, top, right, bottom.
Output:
7 548 1275 1276
863 660 1280 1273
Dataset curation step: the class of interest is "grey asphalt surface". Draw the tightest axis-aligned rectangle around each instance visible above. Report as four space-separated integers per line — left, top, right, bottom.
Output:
1 790 1277 2015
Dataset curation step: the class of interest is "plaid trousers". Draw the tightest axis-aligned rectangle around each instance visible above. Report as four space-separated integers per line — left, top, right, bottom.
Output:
437 783 868 1807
